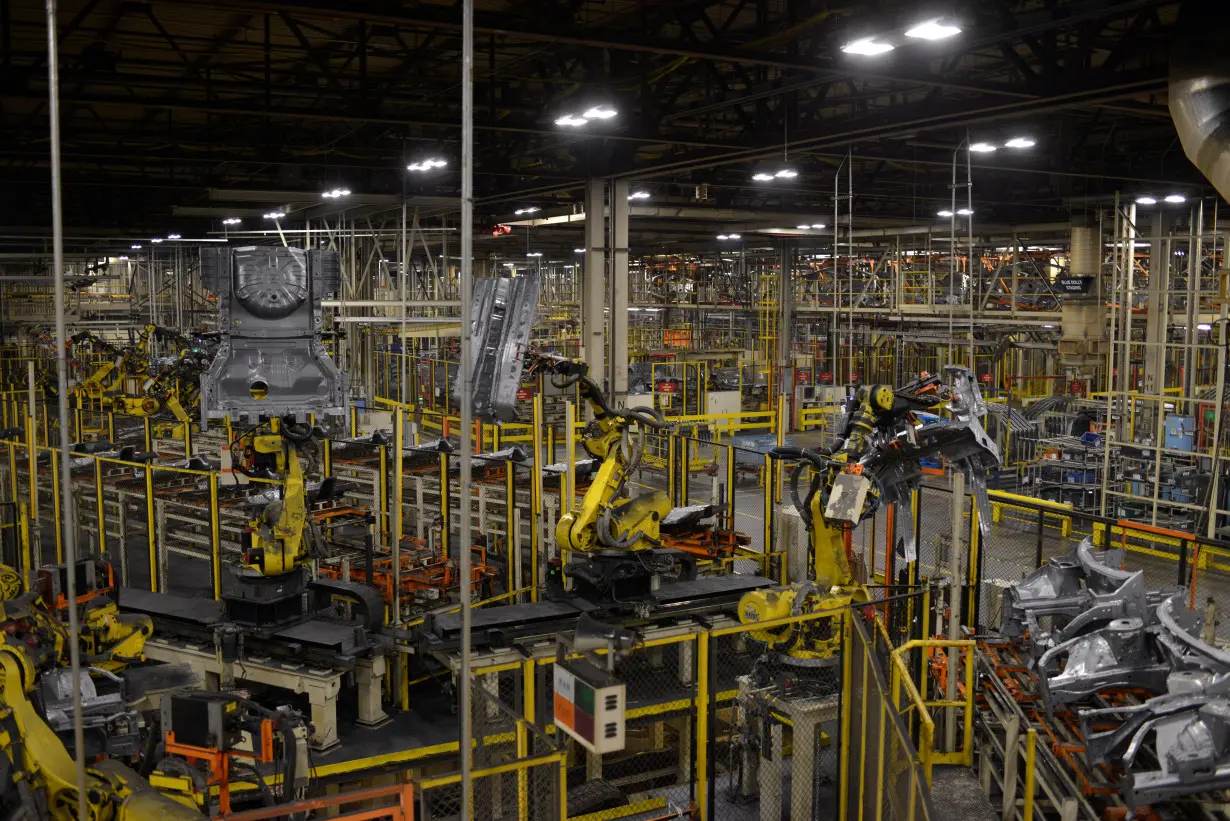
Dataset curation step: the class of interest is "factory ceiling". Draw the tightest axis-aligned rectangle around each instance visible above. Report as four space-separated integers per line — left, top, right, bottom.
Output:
0 0 1200 251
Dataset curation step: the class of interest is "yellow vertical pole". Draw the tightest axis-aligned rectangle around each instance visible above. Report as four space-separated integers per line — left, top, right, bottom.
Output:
517 657 534 821
530 394 543 603
18 504 30 581
505 460 516 591
875 697 888 821
143 418 152 452
393 411 405 621
107 411 115 442
838 610 853 821
378 444 389 546
857 648 870 821
26 409 37 523
696 633 709 821
210 473 221 600
966 500 980 630
439 452 450 561
183 417 193 457
350 405 358 438
95 459 105 556
400 655 409 712
679 436 689 504
323 438 332 478
963 645 976 766
1023 729 1037 821
145 463 156 591
762 453 772 578
50 450 62 563
6 427 17 504
667 436 676 503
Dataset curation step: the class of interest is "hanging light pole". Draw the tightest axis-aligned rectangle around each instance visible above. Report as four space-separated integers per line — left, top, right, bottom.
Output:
459 0 475 816
45 1 88 816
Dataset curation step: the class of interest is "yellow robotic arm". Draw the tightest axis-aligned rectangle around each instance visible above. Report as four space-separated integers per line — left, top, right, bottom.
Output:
0 641 198 821
233 417 312 578
527 354 685 601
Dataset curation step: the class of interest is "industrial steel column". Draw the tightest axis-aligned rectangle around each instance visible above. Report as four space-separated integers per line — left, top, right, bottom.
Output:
609 179 630 402
1143 212 1170 405
584 178 607 389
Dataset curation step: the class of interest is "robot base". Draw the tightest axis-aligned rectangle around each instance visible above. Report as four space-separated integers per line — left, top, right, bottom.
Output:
564 548 697 603
221 564 311 627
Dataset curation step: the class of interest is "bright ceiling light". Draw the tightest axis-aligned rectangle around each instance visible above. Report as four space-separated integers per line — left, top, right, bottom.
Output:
841 38 895 56
752 172 775 182
408 158 448 171
717 234 729 240
514 207 540 215
527 252 542 257
937 209 954 217
957 208 973 216
775 167 799 179
583 106 618 119
810 223 825 229
1165 194 1187 203
574 248 585 253
1134 196 1157 205
151 238 163 243
905 20 962 40
167 233 181 240
131 244 142 250
118 256 129 261
322 188 351 199
628 190 650 200
1199 323 1213 331
796 224 811 230
264 211 286 219
1004 137 1036 149
728 233 741 240
555 114 588 127
222 218 242 225
969 142 997 153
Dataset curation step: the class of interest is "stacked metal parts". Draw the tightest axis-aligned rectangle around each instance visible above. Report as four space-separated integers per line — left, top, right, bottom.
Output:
1001 540 1230 809
198 246 348 422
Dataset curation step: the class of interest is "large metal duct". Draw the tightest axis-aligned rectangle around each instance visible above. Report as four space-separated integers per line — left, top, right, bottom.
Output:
1069 226 1099 279
1170 0 1230 202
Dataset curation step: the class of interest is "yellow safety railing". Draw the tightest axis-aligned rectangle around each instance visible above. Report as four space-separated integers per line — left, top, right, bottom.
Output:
887 634 976 785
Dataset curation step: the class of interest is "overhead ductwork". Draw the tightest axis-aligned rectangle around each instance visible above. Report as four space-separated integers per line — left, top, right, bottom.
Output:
1169 0 1230 202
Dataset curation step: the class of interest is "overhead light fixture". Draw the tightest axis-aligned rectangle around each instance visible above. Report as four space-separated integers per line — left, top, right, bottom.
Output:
527 252 542 257
937 209 954 217
796 224 811 230
1134 196 1157 205
167 233 181 240
774 167 799 179
1043 324 1055 329
322 188 351 199
717 234 729 240
957 208 973 216
1165 194 1187 203
841 37 894 56
1004 137 1036 149
752 172 776 182
555 114 588 127
574 248 585 253
810 223 825 229
583 106 618 119
407 158 448 172
118 255 129 261
628 190 650 200
514 207 540 216
130 244 141 250
222 218 242 225
151 238 163 244
905 19 962 40
1199 323 1213 331
264 211 286 219
969 142 997 153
